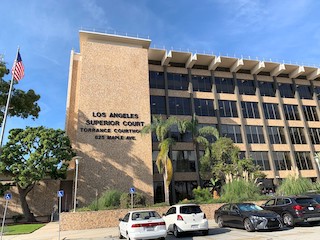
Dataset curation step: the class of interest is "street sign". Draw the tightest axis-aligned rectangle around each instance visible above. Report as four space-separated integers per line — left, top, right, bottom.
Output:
57 190 64 198
4 193 11 200
130 187 135 194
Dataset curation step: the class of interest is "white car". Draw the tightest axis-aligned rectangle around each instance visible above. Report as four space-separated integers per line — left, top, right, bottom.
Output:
119 210 167 240
162 204 209 237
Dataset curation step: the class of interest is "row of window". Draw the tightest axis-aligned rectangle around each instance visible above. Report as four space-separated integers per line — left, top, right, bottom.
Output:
154 122 320 145
149 71 320 99
151 96 319 121
152 150 314 172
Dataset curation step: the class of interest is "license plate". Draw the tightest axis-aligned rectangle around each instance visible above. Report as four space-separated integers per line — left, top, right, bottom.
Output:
146 227 154 231
191 224 198 229
308 207 315 211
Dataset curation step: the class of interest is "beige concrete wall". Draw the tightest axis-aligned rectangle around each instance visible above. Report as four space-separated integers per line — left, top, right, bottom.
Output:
67 36 153 207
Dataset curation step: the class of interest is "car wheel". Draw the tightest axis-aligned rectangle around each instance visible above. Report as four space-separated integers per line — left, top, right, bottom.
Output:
217 216 224 228
202 230 209 235
118 229 124 239
283 213 294 227
244 218 255 232
173 224 181 238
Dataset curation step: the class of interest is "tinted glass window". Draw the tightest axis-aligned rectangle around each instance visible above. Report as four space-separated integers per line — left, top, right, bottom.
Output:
192 75 212 92
149 71 165 89
167 73 189 90
238 79 256 95
166 207 176 215
297 85 312 99
279 83 295 98
295 198 317 205
150 96 166 115
169 97 191 115
259 81 275 97
180 205 202 214
215 77 235 94
194 98 215 116
219 100 238 117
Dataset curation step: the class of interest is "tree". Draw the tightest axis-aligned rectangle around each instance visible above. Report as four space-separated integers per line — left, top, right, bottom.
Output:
141 115 176 204
200 137 263 185
0 62 40 123
176 115 219 186
0 126 75 222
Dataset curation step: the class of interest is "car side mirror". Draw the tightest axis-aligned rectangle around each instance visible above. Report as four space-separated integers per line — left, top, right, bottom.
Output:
162 213 166 216
261 204 266 207
119 218 123 221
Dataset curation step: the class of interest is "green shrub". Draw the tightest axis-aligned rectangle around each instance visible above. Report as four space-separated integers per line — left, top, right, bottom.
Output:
277 176 313 196
192 187 213 203
120 192 146 208
88 189 122 210
220 179 262 202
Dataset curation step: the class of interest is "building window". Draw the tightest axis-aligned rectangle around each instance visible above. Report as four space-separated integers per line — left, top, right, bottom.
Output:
289 127 306 144
263 103 281 119
218 100 238 117
250 152 271 170
237 79 256 95
194 98 215 116
278 83 295 98
172 151 196 172
152 151 160 174
246 125 265 144
297 85 312 99
153 181 164 203
221 125 243 143
295 152 313 170
215 77 235 94
273 152 292 170
174 181 198 202
314 86 320 100
241 101 260 119
259 81 275 97
149 71 165 89
303 105 319 121
267 126 286 144
168 97 191 115
170 125 192 142
309 128 320 144
167 73 189 90
150 96 166 115
283 104 300 120
192 75 212 92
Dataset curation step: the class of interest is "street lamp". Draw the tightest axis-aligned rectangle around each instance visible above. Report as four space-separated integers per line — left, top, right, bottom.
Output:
73 156 81 212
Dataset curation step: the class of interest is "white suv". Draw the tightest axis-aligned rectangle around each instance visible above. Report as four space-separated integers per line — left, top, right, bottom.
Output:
162 204 209 237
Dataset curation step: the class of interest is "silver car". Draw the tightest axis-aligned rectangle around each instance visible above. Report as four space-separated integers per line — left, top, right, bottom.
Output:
162 204 209 237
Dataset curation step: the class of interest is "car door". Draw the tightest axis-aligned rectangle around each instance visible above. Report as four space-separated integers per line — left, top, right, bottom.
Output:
218 204 231 225
262 198 277 212
228 204 243 227
163 207 176 232
119 213 130 237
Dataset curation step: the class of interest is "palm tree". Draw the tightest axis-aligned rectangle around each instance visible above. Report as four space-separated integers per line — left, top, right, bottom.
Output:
141 115 176 204
176 114 219 186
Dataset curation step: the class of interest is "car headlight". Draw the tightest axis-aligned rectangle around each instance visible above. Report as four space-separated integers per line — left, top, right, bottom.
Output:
249 216 266 223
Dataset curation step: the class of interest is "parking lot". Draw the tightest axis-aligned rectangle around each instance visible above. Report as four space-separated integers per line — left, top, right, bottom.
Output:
163 224 320 240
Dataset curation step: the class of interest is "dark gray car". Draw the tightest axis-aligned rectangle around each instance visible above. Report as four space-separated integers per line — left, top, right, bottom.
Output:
261 196 320 226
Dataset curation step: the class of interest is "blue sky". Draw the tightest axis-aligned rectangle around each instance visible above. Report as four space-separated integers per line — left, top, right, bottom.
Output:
0 0 320 142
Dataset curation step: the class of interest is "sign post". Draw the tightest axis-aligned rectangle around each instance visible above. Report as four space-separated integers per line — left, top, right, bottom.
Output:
0 193 12 240
57 190 64 240
130 187 135 209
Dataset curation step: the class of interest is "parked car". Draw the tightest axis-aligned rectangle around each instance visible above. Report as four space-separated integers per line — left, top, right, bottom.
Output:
261 196 320 226
214 203 283 232
304 193 320 203
162 204 209 237
118 210 167 240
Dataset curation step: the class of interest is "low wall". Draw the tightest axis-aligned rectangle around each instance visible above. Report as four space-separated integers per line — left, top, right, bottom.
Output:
60 203 225 231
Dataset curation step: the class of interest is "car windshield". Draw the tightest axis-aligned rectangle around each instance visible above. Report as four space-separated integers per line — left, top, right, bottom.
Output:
131 211 161 221
180 205 202 214
238 204 263 211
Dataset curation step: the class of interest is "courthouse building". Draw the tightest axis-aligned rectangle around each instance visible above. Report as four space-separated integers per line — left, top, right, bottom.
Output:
65 30 320 206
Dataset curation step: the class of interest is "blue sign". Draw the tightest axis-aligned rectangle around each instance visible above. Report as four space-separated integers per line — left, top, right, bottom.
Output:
130 187 135 194
4 193 12 200
57 190 64 198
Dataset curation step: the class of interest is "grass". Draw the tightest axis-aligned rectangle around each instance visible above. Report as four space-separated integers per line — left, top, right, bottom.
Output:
3 223 45 235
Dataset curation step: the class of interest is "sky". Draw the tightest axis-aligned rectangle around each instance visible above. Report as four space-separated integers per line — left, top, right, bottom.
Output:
0 0 320 142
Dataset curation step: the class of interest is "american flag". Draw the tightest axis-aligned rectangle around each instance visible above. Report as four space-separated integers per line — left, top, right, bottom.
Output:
11 50 24 81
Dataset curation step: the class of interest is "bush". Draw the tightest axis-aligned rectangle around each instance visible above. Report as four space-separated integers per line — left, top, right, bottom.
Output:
277 176 313 196
192 187 213 203
88 189 122 210
220 179 262 202
120 192 146 208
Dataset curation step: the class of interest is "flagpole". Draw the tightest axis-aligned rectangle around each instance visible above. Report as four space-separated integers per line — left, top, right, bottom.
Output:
0 47 20 148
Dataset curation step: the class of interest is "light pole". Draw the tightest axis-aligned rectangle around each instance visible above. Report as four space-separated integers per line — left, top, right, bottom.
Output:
73 157 81 212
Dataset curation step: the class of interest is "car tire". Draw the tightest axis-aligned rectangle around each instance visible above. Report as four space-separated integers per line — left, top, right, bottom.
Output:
217 216 224 228
202 230 209 235
119 230 124 239
244 218 255 232
283 213 294 227
173 224 181 238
